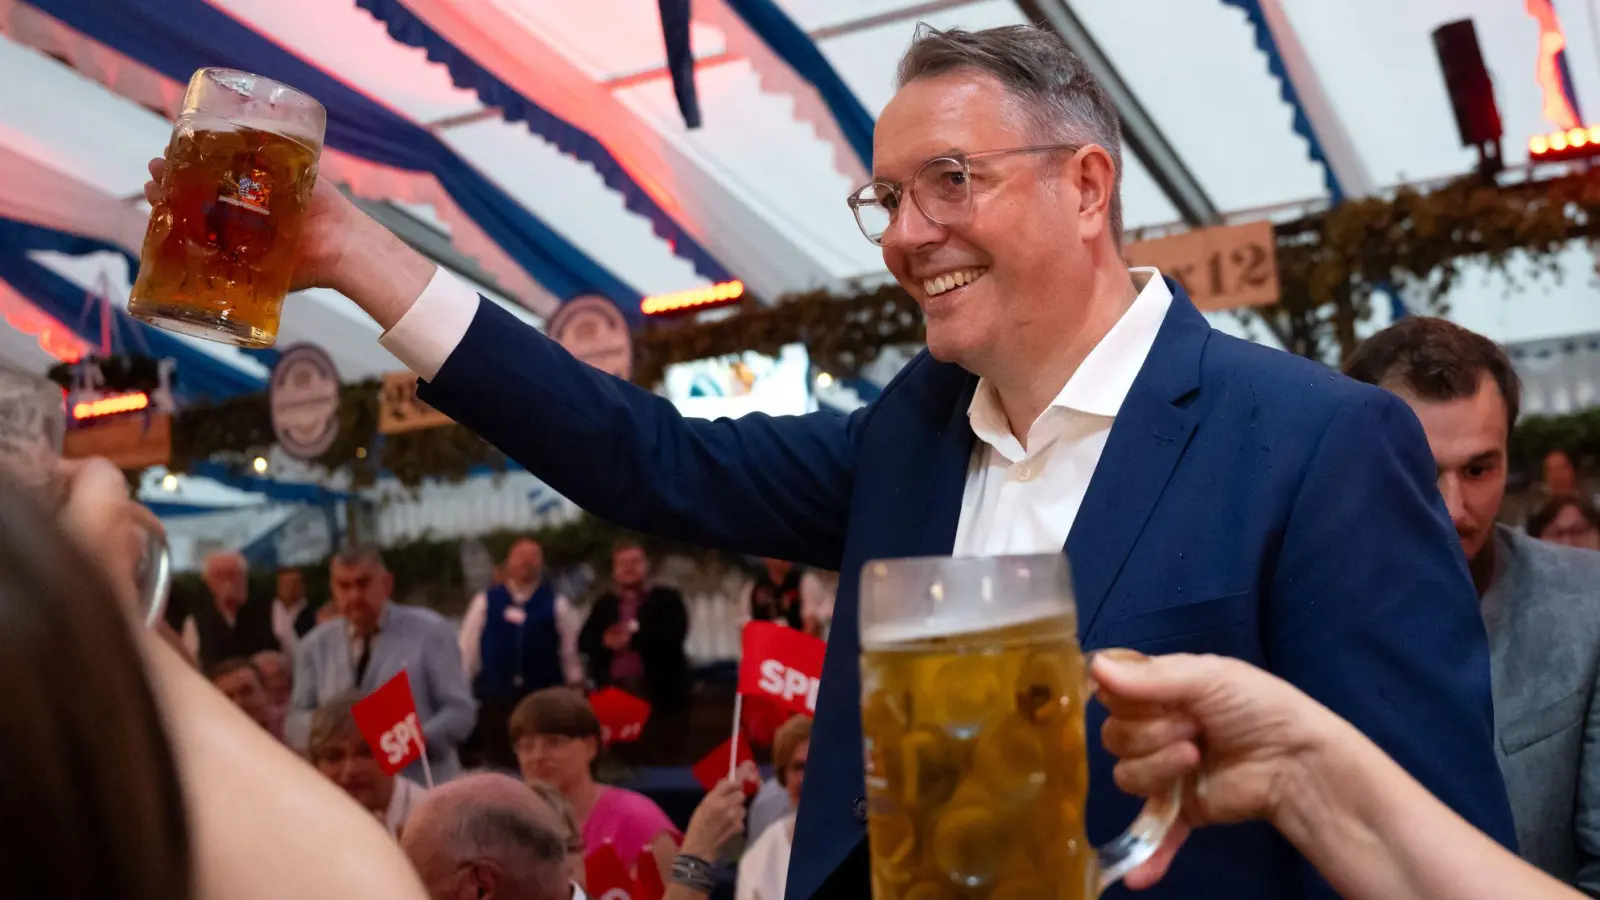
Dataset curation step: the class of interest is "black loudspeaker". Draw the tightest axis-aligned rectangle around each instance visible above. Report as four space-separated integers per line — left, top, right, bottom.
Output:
1433 19 1503 147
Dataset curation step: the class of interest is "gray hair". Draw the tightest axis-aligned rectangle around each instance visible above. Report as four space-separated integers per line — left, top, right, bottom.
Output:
525 779 582 853
403 774 571 900
202 549 246 576
307 692 364 752
331 543 386 571
897 24 1126 247
456 806 566 867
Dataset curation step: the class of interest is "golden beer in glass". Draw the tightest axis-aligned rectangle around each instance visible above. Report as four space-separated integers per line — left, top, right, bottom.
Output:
859 554 1179 900
129 68 325 348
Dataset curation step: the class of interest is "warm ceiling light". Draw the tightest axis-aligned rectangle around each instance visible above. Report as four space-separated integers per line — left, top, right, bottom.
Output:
72 391 149 420
641 280 746 316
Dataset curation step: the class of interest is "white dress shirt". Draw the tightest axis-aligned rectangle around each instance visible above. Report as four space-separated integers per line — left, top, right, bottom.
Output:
271 597 306 654
381 266 1173 560
736 813 794 900
952 268 1172 556
458 582 584 685
384 776 429 837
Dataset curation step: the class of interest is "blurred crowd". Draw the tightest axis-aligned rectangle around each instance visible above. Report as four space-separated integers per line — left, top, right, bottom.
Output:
6 314 1600 900
166 531 832 900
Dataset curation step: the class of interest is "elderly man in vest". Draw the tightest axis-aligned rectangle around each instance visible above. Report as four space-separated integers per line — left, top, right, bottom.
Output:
459 538 582 770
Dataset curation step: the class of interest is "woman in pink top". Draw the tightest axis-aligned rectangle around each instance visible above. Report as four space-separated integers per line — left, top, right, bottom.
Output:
511 687 681 881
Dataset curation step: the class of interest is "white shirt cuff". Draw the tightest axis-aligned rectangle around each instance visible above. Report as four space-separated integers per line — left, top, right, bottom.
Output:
378 266 480 382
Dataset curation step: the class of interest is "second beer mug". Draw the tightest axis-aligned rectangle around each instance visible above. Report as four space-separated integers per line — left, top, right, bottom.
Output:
859 553 1180 900
129 68 326 348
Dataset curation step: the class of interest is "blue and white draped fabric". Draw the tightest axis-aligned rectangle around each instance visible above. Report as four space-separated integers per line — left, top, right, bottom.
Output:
701 0 872 182
339 0 839 300
0 215 267 400
353 0 732 285
1218 0 1345 202
656 0 702 129
719 0 873 171
23 0 651 324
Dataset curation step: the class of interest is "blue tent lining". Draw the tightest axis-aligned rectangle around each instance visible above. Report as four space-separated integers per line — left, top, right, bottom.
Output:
27 0 650 325
354 0 734 287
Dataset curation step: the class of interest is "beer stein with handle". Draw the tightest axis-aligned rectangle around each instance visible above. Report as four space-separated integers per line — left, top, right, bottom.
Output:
859 553 1180 899
129 68 326 348
0 366 171 629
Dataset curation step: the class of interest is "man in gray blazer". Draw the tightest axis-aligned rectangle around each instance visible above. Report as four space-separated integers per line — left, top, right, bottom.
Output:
288 545 477 784
1348 317 1600 894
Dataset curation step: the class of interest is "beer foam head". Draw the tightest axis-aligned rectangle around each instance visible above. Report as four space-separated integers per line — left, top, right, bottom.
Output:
184 114 322 150
862 599 1072 648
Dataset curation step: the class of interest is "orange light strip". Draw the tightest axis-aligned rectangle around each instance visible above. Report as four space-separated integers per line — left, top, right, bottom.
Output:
641 280 746 316
1529 124 1600 156
73 391 150 420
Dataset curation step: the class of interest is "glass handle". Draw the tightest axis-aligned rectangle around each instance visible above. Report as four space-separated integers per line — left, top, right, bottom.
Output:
139 524 172 630
1084 661 1184 893
1094 778 1182 891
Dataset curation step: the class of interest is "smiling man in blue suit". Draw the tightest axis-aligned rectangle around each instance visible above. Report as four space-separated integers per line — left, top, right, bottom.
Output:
151 23 1515 900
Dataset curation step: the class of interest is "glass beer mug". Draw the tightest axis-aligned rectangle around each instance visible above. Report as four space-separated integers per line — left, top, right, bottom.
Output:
129 68 326 348
0 366 171 628
859 554 1180 900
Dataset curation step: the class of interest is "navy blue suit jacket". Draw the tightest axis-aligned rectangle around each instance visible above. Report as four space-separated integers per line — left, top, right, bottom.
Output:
416 280 1515 900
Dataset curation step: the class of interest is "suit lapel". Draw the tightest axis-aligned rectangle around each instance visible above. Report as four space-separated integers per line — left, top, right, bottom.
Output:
1067 282 1209 638
1067 386 1196 638
917 372 979 556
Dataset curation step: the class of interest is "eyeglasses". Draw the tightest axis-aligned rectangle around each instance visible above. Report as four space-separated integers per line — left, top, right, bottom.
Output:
846 144 1079 245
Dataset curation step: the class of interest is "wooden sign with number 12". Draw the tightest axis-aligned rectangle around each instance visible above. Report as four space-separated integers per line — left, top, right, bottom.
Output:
1124 220 1280 312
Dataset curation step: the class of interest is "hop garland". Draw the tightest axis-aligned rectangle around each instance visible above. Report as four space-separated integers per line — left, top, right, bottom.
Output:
164 169 1600 486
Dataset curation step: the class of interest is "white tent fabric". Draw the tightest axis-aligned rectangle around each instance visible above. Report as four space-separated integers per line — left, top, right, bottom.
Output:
0 1 1595 346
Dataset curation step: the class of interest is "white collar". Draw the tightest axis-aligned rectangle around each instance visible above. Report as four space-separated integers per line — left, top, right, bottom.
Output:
967 268 1172 453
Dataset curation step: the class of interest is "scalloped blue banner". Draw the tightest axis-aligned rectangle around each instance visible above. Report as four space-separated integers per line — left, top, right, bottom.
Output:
0 215 267 401
27 0 650 325
1217 0 1343 202
355 0 733 285
723 0 875 170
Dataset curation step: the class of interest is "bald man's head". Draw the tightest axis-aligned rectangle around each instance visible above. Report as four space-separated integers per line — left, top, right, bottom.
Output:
400 774 569 900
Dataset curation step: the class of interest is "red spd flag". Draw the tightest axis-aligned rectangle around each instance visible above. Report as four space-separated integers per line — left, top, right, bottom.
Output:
633 848 666 900
692 733 756 793
737 621 825 718
740 694 792 749
351 670 425 776
585 843 636 900
589 687 651 745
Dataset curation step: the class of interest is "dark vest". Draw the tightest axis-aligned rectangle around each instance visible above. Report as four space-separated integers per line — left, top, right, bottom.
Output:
473 582 562 701
749 566 805 630
192 595 279 672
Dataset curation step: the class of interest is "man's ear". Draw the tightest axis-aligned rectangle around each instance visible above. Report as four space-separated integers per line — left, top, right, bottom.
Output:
468 860 500 898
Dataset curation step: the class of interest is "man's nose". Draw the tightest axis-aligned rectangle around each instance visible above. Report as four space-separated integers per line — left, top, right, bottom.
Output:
880 198 945 252
1438 475 1468 530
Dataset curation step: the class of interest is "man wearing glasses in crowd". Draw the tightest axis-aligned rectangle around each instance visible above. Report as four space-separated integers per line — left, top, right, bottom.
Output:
151 22 1515 900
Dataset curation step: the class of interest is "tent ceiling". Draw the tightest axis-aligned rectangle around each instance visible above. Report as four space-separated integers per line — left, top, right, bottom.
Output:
3 0 1600 394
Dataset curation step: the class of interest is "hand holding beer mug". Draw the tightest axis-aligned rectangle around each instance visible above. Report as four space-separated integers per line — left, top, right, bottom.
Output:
0 367 170 627
130 68 326 348
859 554 1180 899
